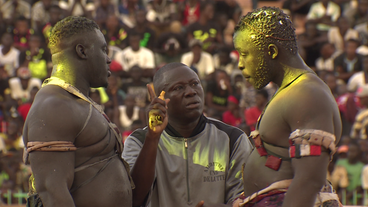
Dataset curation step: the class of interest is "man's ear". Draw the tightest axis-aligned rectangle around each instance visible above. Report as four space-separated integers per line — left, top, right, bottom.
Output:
76 44 87 59
267 44 278 59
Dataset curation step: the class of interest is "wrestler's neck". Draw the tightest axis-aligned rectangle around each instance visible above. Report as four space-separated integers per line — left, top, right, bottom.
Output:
275 56 312 88
51 64 90 97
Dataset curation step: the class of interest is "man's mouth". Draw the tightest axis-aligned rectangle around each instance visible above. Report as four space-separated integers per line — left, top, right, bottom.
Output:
186 101 200 108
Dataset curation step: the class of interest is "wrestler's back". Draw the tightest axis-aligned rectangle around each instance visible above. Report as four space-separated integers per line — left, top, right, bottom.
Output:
24 86 132 207
243 73 341 197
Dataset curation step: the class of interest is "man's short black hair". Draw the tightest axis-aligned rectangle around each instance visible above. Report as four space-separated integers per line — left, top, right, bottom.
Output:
49 16 99 48
153 62 189 94
256 89 269 100
234 7 298 55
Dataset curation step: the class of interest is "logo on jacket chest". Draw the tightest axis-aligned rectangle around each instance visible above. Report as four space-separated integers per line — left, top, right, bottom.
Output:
203 162 225 182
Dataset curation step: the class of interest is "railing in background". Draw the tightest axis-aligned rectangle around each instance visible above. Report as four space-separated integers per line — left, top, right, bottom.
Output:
1 189 368 206
341 189 368 206
0 190 27 205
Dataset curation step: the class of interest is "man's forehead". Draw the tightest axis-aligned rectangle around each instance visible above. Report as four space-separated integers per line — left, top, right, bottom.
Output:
160 66 197 85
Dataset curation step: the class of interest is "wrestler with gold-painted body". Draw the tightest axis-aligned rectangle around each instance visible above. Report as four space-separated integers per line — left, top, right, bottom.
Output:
233 7 342 207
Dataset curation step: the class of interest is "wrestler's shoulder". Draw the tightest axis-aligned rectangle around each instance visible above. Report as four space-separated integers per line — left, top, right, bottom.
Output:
29 86 88 121
35 85 87 108
291 73 331 96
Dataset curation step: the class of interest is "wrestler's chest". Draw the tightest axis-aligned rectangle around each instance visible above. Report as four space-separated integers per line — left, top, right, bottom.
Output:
74 111 115 154
258 103 291 147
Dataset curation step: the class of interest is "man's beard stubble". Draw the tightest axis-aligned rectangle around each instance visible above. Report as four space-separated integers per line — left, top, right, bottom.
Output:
253 54 271 90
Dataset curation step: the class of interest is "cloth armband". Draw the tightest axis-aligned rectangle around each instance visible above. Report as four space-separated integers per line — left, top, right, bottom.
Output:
289 129 336 159
23 141 77 164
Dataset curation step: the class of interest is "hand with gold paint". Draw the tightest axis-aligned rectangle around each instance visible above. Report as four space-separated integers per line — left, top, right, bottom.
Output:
146 84 170 136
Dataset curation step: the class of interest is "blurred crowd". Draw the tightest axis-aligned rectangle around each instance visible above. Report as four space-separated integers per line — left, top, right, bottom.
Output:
1 0 368 204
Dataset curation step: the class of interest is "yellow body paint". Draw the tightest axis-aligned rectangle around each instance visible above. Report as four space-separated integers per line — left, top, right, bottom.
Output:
149 91 166 131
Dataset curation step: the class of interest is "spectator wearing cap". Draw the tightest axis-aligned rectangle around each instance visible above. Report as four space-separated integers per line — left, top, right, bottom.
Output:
351 84 368 139
114 31 155 77
245 89 268 131
329 145 349 190
334 140 365 205
180 38 214 80
8 67 41 103
347 56 368 92
222 95 241 127
0 33 19 77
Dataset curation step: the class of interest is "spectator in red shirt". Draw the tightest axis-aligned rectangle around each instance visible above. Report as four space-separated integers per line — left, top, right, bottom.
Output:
222 95 241 127
245 89 268 131
181 0 200 26
17 86 38 121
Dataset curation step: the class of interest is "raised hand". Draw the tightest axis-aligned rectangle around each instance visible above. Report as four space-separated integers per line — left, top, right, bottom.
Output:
146 84 170 137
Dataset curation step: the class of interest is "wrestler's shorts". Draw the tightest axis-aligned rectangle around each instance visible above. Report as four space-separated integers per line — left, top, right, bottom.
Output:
242 190 285 207
239 191 341 207
26 194 43 207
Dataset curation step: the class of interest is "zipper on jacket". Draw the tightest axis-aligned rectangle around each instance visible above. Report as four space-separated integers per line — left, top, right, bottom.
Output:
185 138 190 202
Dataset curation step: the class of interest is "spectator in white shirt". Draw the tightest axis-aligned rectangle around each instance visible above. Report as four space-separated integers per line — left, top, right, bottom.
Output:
31 0 54 31
1 0 31 24
306 0 340 32
8 67 41 103
347 55 368 92
328 16 359 53
58 0 95 18
114 32 155 77
0 33 20 77
180 38 214 80
315 42 339 72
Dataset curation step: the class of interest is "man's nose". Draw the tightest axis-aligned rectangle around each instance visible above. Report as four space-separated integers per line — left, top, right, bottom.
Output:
185 85 197 96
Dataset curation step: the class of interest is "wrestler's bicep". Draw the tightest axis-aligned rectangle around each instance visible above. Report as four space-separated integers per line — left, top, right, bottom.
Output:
284 86 335 134
283 86 336 180
25 97 83 196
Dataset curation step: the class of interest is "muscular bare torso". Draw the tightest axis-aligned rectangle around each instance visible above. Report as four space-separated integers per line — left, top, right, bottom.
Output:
243 73 341 196
24 86 132 207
